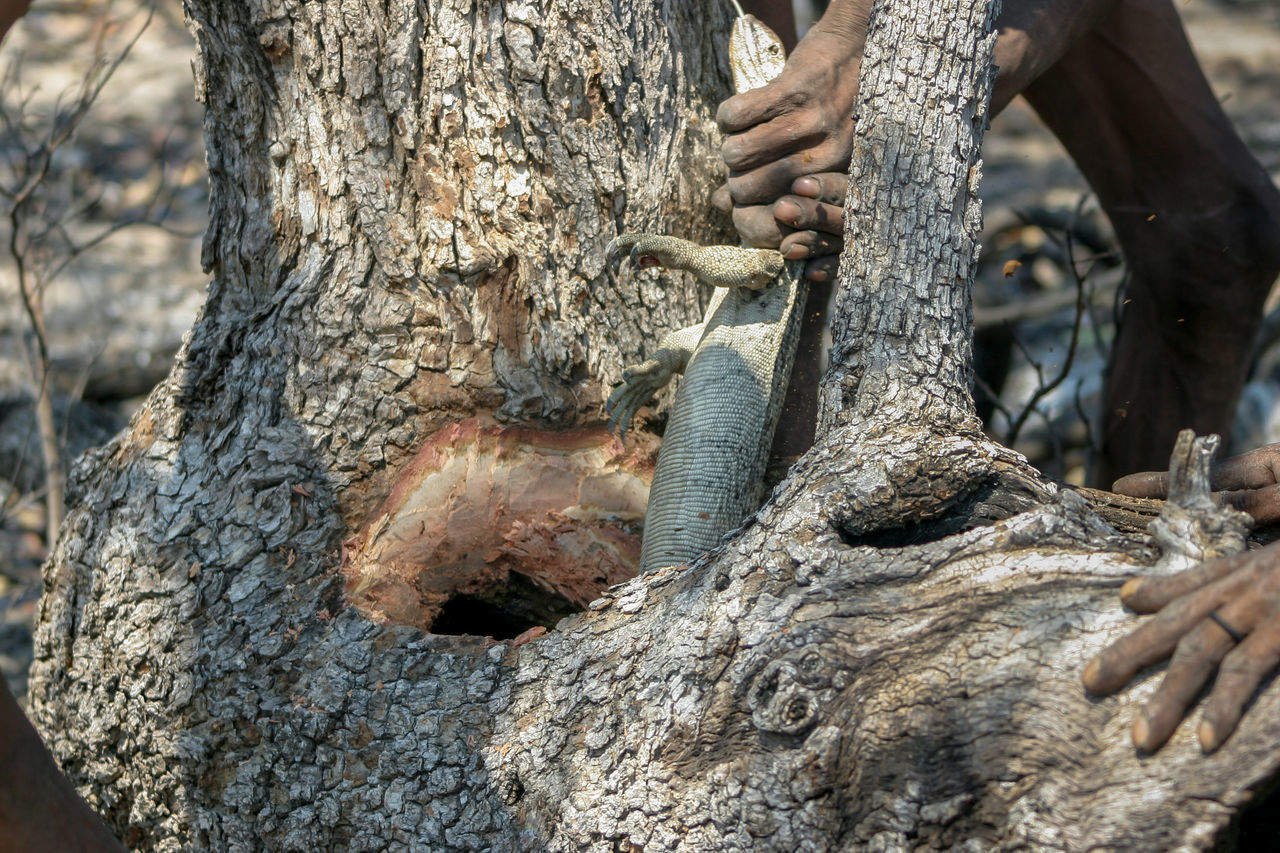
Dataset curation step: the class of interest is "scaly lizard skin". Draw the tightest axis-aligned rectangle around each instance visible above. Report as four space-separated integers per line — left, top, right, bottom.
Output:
607 14 809 573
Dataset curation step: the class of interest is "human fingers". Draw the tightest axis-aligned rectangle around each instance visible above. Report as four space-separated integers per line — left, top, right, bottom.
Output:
1113 473 1280 527
720 204 844 273
1220 483 1280 525
711 183 732 215
717 24 860 138
1082 562 1257 695
779 229 842 262
727 197 843 253
1130 608 1244 752
721 115 827 175
791 172 848 205
1196 550 1280 749
1113 443 1280 500
779 175 848 271
1206 443 1280 491
774 196 842 235
1110 470 1169 499
730 204 788 249
1119 550 1258 613
716 80 800 134
1198 614 1280 751
801 255 840 283
725 144 851 207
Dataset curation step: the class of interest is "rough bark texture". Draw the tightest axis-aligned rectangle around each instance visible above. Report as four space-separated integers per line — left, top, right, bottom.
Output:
819 0 991 434
24 0 1280 851
32 0 735 846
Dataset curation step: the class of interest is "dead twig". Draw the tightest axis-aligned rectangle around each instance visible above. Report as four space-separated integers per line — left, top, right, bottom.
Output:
1004 194 1095 450
1 1 154 545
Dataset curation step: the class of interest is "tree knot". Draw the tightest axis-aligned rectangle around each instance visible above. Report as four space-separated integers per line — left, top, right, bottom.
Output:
747 654 838 736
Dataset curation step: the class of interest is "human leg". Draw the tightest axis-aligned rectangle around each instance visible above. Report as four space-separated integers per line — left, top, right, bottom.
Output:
1021 0 1280 485
0 678 123 851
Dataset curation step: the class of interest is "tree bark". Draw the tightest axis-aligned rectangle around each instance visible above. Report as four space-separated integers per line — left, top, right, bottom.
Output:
26 0 1280 852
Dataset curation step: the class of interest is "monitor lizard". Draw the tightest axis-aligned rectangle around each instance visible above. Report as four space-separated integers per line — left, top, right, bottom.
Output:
606 11 810 573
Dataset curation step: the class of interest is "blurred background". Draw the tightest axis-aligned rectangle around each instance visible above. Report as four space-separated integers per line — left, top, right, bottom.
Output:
0 0 1277 703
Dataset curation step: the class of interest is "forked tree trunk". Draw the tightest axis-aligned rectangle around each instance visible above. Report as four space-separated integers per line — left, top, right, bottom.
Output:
27 0 1280 850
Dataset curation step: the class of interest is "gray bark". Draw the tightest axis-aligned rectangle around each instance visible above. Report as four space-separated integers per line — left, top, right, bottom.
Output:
25 0 1280 852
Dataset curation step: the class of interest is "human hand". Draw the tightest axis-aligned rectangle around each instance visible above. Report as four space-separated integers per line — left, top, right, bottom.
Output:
1082 544 1280 752
713 172 848 281
717 18 864 203
716 0 867 256
1113 442 1280 525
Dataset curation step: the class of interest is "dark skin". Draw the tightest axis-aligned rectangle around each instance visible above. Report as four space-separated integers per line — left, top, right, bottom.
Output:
0 0 24 42
730 0 1280 751
0 4 1272 846
728 0 1280 477
0 678 123 851
1096 445 1280 752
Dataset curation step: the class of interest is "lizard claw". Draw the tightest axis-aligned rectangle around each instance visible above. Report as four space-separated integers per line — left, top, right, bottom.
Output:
606 233 684 272
606 358 674 440
605 233 639 260
605 234 634 272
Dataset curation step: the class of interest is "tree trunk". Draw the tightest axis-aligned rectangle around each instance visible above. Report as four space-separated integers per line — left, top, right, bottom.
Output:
26 0 1280 852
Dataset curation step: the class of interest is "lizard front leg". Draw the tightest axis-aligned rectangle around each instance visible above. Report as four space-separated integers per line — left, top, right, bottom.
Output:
609 233 784 290
603 233 782 437
606 322 704 439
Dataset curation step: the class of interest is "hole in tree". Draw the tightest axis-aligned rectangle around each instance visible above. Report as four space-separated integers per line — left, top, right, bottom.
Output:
341 422 649 636
431 595 533 640
846 513 976 549
839 487 990 549
427 571 587 640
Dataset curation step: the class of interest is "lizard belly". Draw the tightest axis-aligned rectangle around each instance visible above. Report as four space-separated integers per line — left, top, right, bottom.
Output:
640 268 805 571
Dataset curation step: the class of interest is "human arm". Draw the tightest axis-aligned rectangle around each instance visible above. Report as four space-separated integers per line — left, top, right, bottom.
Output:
718 0 1123 278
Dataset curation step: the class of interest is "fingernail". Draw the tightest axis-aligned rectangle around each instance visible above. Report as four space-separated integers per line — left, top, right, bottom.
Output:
1197 720 1219 752
784 244 808 260
807 268 828 282
774 199 800 222
1120 577 1143 600
793 176 819 196
1132 717 1150 751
